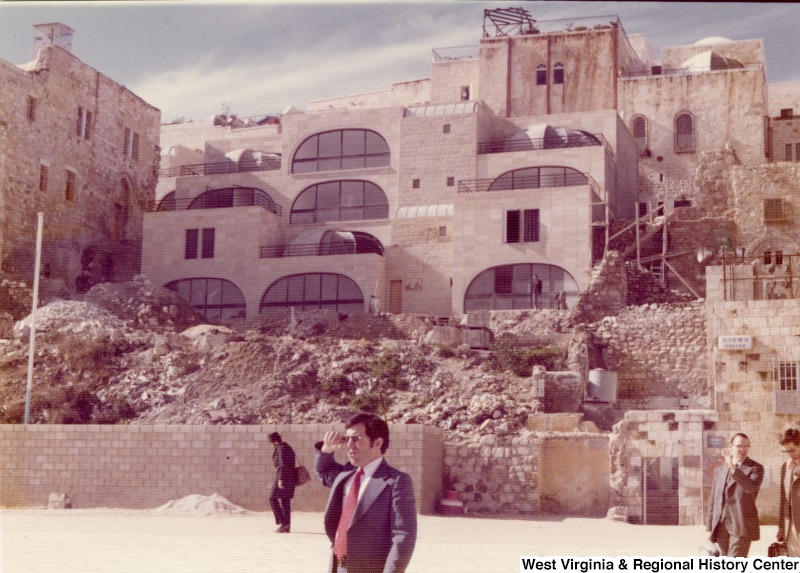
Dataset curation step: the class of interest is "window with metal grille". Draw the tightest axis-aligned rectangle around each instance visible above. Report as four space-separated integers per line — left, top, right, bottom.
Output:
777 362 798 390
536 64 547 86
675 113 694 152
553 63 564 85
764 198 785 222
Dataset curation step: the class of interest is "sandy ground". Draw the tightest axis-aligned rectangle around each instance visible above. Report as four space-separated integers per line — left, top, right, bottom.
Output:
0 508 782 573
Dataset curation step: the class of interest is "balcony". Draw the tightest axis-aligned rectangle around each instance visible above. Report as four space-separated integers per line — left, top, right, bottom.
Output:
458 169 599 195
478 129 613 161
147 186 282 216
159 152 281 178
260 231 384 259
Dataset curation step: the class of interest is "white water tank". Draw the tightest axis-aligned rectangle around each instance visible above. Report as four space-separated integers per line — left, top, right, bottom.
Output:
588 369 618 403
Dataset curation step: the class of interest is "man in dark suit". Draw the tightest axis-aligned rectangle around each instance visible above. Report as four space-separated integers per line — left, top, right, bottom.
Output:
706 432 764 557
269 431 297 533
316 413 417 573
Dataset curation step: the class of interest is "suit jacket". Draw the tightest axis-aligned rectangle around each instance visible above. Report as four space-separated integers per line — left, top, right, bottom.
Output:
706 456 764 542
272 442 297 497
778 460 800 539
318 453 416 573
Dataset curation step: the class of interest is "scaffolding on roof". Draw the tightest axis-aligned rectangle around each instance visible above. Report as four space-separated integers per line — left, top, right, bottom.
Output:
482 7 537 38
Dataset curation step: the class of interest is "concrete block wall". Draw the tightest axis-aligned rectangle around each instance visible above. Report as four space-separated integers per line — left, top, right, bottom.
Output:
0 423 444 514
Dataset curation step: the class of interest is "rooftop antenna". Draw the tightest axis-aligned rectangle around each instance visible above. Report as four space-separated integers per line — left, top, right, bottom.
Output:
483 7 537 38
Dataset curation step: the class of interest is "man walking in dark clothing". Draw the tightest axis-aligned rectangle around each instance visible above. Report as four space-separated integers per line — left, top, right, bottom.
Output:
269 432 297 533
531 274 543 310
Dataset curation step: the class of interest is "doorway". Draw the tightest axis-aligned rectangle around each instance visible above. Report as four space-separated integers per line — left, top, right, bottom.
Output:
389 280 403 314
643 457 679 525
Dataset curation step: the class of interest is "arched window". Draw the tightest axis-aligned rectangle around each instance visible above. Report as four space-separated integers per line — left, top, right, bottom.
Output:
165 277 246 320
553 62 565 85
260 273 364 316
292 129 390 174
536 64 547 86
290 180 389 224
464 263 579 311
632 116 648 153
188 186 281 215
488 166 587 192
156 191 176 211
675 112 695 152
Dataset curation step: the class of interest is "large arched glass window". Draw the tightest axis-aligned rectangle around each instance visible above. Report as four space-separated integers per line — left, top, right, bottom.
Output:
488 166 587 192
260 273 364 316
464 263 579 311
675 112 695 152
290 180 389 224
632 116 648 153
292 129 390 173
165 277 246 320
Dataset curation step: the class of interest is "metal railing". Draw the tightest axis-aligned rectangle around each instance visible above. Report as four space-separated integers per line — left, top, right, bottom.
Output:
147 187 282 215
458 170 596 194
718 252 800 302
260 243 383 259
477 133 613 160
159 159 280 178
620 62 763 80
431 45 480 62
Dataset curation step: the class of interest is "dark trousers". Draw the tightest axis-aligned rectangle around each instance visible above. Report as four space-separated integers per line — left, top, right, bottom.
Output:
715 513 752 557
269 487 292 527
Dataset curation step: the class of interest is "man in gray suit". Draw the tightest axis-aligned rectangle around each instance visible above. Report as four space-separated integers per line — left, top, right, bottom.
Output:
316 413 417 573
706 432 765 557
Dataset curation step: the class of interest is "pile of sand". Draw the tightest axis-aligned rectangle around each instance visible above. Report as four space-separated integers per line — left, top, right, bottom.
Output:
151 493 252 517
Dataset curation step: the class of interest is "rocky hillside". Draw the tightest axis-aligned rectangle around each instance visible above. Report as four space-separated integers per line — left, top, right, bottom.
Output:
0 256 697 439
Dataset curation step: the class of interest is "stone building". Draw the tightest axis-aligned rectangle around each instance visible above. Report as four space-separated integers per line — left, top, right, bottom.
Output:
0 24 160 291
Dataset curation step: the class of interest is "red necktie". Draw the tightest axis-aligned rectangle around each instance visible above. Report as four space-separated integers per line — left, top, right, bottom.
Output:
334 468 363 558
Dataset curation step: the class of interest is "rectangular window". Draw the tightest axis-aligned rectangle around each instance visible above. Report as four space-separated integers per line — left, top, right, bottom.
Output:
84 110 92 140
460 85 470 101
506 210 521 243
27 96 36 121
38 164 49 192
787 144 793 162
439 226 447 237
443 124 451 134
764 198 785 222
536 67 547 85
796 143 800 163
65 170 76 202
131 132 139 161
764 251 772 265
781 108 794 118
553 67 564 85
523 209 540 242
447 177 455 187
123 127 131 156
201 228 215 259
77 107 84 137
777 362 798 391
412 179 420 189
185 229 199 259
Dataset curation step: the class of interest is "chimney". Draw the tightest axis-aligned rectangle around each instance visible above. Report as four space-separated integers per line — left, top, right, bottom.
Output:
33 23 75 56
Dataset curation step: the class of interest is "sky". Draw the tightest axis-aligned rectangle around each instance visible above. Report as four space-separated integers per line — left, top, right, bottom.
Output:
1 1 799 123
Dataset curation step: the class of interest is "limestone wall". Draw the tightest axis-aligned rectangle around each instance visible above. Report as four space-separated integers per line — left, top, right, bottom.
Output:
444 432 609 516
0 423 444 514
589 301 709 409
0 45 160 287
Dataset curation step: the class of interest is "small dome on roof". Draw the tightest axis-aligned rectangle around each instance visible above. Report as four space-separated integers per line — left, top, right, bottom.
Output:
694 37 734 45
680 50 743 72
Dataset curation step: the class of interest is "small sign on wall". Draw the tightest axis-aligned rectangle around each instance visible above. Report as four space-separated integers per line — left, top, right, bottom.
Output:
707 435 725 449
718 335 752 350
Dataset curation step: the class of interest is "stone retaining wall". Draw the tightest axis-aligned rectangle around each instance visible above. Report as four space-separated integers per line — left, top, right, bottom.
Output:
0 423 444 514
